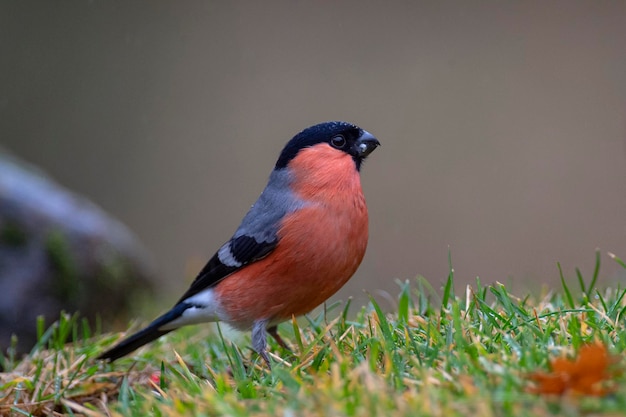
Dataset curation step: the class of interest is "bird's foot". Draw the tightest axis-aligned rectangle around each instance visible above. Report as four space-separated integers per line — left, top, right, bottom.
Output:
252 319 272 369
267 325 292 352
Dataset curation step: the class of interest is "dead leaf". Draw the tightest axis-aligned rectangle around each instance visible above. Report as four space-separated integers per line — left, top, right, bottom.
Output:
527 342 620 396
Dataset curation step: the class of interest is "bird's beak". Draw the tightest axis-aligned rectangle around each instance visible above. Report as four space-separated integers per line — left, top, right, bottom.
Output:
356 131 380 158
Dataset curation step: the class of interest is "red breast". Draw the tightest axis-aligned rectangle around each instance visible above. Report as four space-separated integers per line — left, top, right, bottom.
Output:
214 144 369 328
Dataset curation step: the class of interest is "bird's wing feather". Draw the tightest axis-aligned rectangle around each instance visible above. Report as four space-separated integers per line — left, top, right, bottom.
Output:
177 235 277 302
176 169 304 303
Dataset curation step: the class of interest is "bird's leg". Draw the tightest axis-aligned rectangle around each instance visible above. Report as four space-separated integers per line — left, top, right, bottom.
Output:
251 319 271 369
267 325 292 352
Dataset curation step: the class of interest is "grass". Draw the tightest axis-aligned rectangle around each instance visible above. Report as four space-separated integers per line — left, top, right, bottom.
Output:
1 250 625 416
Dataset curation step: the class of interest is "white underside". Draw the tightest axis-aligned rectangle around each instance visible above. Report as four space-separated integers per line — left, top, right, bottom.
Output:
159 288 228 330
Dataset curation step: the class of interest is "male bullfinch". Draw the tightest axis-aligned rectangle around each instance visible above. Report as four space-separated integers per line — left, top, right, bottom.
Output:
98 121 380 367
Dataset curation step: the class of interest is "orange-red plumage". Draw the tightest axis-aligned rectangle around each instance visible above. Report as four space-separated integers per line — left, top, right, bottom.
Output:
215 144 369 325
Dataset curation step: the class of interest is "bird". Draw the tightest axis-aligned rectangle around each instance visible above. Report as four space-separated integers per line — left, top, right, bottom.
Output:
97 121 380 367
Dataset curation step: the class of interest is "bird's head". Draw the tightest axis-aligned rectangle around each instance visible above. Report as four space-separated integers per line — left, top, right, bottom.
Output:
275 121 380 172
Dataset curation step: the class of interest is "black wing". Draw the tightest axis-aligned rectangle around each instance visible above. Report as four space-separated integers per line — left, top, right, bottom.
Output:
176 235 277 303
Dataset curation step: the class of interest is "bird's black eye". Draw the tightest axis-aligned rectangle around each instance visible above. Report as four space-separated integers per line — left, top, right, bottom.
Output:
330 135 346 148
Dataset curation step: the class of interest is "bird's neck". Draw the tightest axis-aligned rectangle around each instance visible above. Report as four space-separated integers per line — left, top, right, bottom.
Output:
287 145 364 205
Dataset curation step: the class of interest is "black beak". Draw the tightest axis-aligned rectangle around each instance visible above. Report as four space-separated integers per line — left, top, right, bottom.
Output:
356 131 380 158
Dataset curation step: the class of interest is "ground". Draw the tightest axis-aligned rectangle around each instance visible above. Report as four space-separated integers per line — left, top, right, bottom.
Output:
1 252 625 416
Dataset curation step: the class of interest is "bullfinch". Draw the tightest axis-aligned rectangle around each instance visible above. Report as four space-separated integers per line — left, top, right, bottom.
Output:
97 121 380 367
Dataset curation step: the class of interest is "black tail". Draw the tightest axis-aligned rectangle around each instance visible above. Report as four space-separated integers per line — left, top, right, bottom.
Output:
98 304 188 362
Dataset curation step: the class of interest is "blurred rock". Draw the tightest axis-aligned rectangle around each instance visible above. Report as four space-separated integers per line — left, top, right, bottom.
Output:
0 150 155 354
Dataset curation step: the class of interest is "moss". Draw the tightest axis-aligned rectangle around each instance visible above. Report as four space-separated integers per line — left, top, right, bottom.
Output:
0 220 28 248
95 246 132 289
45 230 81 303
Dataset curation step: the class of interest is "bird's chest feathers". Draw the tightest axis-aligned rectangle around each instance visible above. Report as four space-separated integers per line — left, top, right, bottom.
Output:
279 149 369 274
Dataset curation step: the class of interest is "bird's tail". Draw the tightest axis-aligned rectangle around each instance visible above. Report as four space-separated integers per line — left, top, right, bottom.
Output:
97 303 188 362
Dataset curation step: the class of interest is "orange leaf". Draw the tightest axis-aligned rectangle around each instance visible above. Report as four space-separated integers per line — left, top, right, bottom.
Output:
527 342 620 397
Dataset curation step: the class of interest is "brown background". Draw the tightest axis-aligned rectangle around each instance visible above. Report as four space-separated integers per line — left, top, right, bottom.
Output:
2 2 625 310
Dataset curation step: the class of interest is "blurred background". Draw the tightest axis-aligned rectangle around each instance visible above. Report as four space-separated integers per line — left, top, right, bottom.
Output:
2 2 625 321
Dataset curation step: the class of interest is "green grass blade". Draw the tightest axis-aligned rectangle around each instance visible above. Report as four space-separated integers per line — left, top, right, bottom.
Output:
609 252 626 269
558 262 575 309
576 267 586 294
397 280 410 325
441 249 455 310
587 249 601 295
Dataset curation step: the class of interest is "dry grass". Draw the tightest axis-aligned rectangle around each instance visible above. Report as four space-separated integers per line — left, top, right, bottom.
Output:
2 251 625 416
